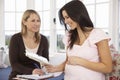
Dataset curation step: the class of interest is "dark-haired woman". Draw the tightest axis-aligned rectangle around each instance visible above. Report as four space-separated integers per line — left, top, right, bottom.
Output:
45 0 112 80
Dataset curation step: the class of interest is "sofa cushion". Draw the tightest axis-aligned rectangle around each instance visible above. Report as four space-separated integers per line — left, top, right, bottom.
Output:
0 66 11 80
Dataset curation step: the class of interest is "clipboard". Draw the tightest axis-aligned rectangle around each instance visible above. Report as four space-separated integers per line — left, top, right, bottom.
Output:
15 72 63 80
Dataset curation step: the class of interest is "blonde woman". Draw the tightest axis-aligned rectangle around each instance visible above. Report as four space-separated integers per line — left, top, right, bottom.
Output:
9 9 49 79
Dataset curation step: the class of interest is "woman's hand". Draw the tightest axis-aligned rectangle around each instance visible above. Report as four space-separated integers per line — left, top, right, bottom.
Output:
67 56 82 65
44 64 57 73
32 68 45 75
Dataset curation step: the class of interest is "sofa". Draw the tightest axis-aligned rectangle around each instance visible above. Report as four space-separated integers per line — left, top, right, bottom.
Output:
0 66 11 80
0 51 11 80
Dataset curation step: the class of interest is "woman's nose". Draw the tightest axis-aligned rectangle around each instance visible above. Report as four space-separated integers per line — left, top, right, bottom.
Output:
64 19 68 24
35 21 40 25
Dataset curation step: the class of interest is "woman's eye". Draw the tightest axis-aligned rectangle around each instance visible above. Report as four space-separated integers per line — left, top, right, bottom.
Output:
64 16 68 20
31 20 35 22
66 16 69 19
65 16 69 20
37 20 40 22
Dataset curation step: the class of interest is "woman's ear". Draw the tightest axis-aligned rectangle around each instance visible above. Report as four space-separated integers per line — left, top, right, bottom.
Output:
23 20 27 25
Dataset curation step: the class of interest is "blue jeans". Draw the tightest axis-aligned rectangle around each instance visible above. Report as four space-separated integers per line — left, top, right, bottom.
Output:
48 73 64 80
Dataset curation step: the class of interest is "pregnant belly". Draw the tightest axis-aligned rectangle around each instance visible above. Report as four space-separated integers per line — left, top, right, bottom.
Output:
64 64 105 80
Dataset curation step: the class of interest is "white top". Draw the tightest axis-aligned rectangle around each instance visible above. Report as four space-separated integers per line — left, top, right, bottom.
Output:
63 29 110 80
24 43 39 54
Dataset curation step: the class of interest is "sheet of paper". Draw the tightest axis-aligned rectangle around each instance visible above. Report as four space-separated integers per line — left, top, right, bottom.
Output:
25 50 49 64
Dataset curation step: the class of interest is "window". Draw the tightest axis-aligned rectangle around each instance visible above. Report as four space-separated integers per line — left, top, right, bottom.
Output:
83 0 110 32
118 0 120 53
35 0 51 52
56 0 71 53
4 0 27 45
4 0 112 53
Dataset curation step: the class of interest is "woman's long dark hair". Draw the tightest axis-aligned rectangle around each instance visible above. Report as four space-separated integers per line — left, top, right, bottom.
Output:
59 0 94 49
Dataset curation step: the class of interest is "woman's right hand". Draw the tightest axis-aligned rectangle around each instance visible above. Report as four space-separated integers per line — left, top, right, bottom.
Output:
32 68 45 75
44 64 57 73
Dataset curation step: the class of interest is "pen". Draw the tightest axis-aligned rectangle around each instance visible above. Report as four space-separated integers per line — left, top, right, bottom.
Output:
41 66 48 74
33 63 40 68
33 63 48 75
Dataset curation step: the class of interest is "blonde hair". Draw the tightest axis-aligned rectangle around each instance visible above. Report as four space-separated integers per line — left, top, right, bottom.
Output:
21 9 40 43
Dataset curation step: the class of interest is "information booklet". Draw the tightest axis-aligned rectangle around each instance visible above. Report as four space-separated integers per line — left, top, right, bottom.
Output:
25 50 49 64
23 50 63 79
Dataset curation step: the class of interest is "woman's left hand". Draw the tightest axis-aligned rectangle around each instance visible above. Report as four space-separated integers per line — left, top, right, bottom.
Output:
67 56 82 65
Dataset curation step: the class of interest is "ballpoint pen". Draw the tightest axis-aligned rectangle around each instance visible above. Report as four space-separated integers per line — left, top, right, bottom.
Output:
33 63 48 75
